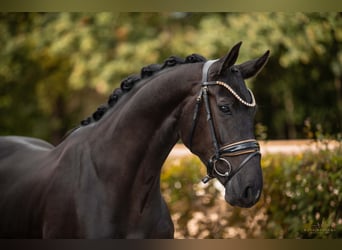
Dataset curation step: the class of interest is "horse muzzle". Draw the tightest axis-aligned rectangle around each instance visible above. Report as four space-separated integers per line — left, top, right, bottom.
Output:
201 139 262 207
224 170 263 208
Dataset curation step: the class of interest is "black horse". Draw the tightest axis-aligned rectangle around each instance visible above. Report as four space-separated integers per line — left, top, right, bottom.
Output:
0 42 269 238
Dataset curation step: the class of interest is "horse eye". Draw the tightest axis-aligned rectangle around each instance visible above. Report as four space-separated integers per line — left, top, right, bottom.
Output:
219 105 232 114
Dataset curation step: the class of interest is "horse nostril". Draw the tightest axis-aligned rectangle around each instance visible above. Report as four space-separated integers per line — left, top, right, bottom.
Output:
243 186 252 199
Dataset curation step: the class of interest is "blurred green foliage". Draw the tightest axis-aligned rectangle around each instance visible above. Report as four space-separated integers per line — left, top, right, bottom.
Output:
0 13 341 143
1 13 341 239
162 143 342 238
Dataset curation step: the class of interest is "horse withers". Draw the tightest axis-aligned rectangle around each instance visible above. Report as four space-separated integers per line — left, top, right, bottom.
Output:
0 42 269 238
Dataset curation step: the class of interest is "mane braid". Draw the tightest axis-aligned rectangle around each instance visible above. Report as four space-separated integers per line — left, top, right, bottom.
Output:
80 53 207 126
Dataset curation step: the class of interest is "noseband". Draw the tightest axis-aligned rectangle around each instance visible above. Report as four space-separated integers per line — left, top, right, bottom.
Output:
189 60 261 184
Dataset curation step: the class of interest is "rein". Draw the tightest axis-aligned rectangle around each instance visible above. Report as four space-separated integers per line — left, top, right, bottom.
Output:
189 60 261 184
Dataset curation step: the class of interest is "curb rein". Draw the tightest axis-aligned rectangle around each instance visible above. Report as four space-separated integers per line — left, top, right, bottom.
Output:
189 60 261 184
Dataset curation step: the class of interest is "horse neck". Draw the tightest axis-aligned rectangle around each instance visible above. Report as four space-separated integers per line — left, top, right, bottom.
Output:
65 64 202 185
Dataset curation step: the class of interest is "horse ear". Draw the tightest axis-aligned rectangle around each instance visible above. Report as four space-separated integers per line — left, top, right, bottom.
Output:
237 50 270 79
218 41 243 75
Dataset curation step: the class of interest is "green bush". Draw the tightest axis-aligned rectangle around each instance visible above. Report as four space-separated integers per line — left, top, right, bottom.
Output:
161 143 342 238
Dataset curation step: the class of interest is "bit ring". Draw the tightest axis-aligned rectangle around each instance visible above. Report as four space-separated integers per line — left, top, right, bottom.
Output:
213 158 232 177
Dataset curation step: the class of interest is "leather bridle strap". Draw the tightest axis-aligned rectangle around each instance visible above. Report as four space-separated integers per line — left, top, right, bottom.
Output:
189 60 218 150
202 82 220 160
202 59 219 82
219 139 260 157
189 59 261 184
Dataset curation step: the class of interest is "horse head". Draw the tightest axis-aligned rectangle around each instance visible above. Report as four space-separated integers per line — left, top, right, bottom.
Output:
180 42 270 208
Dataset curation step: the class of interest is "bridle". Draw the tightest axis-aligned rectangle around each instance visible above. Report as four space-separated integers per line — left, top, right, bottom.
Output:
189 60 261 184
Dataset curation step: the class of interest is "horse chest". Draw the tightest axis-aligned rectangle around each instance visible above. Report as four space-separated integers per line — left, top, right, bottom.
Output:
123 198 174 239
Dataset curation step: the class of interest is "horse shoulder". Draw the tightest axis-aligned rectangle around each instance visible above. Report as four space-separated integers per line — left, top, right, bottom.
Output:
0 136 56 237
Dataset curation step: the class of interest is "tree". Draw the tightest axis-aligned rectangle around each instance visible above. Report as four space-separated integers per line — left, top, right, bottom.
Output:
0 13 341 142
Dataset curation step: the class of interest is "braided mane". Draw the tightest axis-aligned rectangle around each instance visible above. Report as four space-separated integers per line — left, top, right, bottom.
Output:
80 54 207 126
